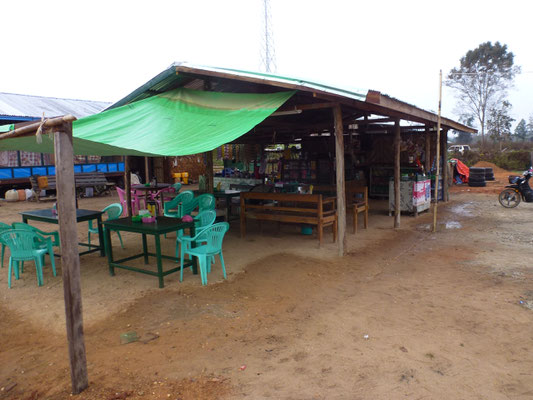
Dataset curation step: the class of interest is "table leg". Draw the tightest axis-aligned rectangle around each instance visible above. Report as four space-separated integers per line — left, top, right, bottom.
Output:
155 234 164 288
159 193 165 216
22 216 28 224
105 227 115 276
142 233 149 264
96 215 105 256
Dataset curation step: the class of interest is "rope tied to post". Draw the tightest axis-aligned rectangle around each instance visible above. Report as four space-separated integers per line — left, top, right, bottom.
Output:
35 112 48 144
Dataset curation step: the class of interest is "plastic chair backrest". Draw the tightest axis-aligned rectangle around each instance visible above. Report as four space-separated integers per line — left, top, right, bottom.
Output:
0 222 12 244
196 222 229 253
0 229 41 258
171 183 182 193
11 222 53 245
165 190 194 214
197 194 216 212
182 193 216 216
194 210 217 229
116 187 127 211
103 203 123 221
180 196 198 216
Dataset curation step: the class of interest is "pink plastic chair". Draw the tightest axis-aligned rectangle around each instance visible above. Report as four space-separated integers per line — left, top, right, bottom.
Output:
116 187 144 216
132 189 146 211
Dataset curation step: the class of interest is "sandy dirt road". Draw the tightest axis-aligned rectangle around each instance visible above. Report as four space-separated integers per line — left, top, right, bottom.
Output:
1 188 533 399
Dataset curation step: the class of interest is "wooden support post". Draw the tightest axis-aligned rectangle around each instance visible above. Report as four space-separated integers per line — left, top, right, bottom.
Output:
205 151 214 193
433 70 443 233
425 126 431 173
441 128 449 201
333 104 347 256
394 119 401 228
124 156 132 216
54 123 88 394
144 156 150 183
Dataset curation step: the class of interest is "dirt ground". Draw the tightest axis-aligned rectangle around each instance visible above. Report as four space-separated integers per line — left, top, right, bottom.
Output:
2 172 533 399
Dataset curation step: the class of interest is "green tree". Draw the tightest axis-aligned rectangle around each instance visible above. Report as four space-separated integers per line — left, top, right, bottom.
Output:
487 101 514 150
527 115 533 137
514 119 528 141
446 41 520 148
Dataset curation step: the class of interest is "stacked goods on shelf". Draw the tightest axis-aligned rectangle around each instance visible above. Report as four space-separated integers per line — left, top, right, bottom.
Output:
468 167 486 187
484 167 495 181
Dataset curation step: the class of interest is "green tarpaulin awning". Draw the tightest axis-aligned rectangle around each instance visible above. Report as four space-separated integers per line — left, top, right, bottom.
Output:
0 124 14 133
0 88 294 156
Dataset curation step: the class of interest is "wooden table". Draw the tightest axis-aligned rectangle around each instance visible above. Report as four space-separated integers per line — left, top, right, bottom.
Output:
132 183 171 214
213 190 242 221
20 208 105 257
103 216 196 288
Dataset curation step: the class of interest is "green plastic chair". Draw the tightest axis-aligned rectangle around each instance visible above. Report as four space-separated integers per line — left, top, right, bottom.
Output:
0 229 57 288
11 222 60 247
164 190 194 218
175 209 217 259
0 222 12 268
179 222 229 285
197 194 216 213
11 222 59 273
88 203 124 249
180 193 216 218
171 182 182 193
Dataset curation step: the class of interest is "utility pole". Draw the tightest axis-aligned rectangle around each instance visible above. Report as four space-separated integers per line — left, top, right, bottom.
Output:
260 0 277 73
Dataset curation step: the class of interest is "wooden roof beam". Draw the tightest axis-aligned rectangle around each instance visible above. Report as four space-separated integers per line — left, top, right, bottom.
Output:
0 115 77 140
354 117 396 124
276 102 338 113
366 90 476 133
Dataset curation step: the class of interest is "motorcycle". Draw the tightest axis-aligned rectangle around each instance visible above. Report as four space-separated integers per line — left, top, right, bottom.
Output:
498 168 533 208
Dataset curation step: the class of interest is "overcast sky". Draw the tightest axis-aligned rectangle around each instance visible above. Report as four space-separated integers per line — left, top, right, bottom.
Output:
1 0 532 129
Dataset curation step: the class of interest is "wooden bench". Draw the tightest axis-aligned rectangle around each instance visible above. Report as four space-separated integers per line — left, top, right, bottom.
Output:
74 172 115 197
30 172 115 201
240 192 337 245
314 182 369 234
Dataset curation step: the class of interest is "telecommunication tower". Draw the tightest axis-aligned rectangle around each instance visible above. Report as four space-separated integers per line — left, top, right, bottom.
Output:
260 0 277 73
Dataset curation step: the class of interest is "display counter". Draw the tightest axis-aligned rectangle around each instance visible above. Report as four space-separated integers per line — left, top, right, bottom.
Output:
388 177 431 216
213 177 262 191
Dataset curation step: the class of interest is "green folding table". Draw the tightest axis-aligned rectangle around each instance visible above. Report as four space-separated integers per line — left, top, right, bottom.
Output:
103 216 196 288
20 208 105 257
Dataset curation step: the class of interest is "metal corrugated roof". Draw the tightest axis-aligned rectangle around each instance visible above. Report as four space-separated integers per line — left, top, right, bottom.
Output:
107 62 475 133
0 92 111 120
108 62 368 109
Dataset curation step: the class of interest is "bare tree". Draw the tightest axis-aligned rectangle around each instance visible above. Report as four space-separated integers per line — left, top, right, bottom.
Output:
446 42 520 148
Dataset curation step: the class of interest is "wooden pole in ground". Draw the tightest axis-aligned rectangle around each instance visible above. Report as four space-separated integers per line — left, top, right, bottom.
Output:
433 70 443 233
333 104 347 256
54 122 89 394
124 156 132 216
205 151 214 193
144 156 150 183
425 126 431 173
394 119 401 228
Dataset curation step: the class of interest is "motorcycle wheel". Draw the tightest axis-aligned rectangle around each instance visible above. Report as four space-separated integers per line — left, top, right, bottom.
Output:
498 189 521 208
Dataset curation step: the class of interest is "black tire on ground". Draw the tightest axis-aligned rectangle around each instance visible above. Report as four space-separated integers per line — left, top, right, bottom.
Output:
468 177 486 183
468 181 486 187
499 188 521 208
484 168 495 181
